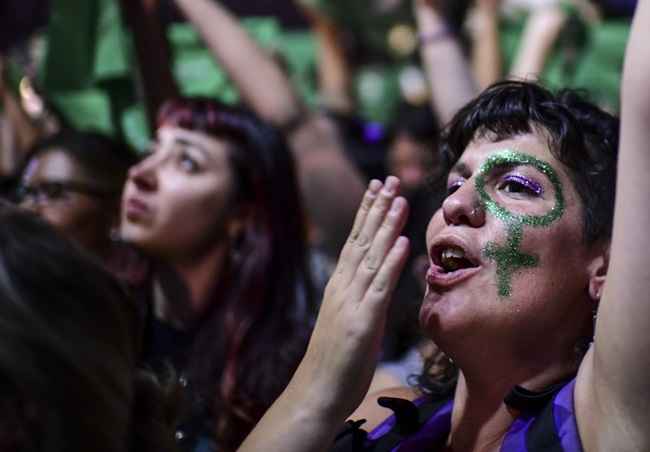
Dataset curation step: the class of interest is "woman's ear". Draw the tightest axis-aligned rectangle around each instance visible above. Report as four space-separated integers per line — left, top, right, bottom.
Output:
587 245 610 302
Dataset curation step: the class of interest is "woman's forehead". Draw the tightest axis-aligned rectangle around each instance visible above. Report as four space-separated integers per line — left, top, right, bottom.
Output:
451 133 557 175
24 149 83 181
157 126 230 161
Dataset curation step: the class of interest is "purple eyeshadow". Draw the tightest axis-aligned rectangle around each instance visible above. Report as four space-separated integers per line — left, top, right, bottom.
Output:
503 174 544 196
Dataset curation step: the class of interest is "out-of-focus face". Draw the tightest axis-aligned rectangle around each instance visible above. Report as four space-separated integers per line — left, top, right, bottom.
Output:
120 126 236 261
420 133 595 361
387 133 433 194
19 149 114 255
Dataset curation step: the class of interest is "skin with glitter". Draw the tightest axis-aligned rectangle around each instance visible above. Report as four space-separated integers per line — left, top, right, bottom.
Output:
474 150 566 297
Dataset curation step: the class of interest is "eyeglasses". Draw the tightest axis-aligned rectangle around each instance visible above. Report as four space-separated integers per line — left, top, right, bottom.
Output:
15 181 118 205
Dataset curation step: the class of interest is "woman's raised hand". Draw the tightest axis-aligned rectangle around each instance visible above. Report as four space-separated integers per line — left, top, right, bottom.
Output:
238 177 409 452
289 176 410 422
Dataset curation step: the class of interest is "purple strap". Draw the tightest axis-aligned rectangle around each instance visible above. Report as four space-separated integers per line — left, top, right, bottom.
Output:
501 379 583 452
366 379 583 451
553 379 583 452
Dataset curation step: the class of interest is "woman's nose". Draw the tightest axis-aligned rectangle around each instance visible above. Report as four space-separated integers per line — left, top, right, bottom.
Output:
127 156 158 192
441 182 486 228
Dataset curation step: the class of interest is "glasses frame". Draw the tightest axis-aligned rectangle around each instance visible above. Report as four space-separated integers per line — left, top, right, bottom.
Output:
15 180 118 205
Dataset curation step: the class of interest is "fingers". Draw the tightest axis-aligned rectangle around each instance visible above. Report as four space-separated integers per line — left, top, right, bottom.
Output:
337 177 400 287
364 236 410 314
331 179 382 282
348 196 409 301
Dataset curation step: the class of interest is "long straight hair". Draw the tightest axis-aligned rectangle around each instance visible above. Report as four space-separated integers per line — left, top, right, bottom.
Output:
157 98 315 450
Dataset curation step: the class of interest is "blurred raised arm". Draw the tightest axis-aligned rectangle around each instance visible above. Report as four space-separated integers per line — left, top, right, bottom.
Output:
508 5 568 81
470 0 503 89
576 1 650 450
298 1 354 114
174 0 301 127
414 0 478 124
175 0 365 257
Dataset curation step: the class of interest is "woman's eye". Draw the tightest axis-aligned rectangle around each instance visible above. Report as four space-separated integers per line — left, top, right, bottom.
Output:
446 180 463 197
179 152 199 173
498 175 543 197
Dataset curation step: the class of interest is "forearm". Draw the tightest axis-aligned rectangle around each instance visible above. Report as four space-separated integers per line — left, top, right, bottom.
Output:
591 0 650 430
288 114 365 258
470 6 502 89
509 7 567 80
238 377 343 452
119 0 178 128
415 5 478 124
312 18 353 113
175 0 301 127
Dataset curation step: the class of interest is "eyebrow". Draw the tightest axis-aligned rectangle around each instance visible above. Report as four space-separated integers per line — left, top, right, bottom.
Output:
171 137 212 159
449 162 472 178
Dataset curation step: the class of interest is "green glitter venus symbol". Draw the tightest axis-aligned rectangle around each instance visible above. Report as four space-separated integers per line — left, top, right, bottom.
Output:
474 150 566 297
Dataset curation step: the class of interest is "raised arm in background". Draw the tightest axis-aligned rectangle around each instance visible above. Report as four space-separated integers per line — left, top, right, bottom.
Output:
469 0 569 87
574 0 650 450
297 1 354 115
470 0 502 89
414 0 478 125
174 0 301 127
508 4 568 81
174 0 365 258
118 0 179 130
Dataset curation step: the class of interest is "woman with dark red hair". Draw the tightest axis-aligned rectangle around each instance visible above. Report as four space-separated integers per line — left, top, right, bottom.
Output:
119 98 316 452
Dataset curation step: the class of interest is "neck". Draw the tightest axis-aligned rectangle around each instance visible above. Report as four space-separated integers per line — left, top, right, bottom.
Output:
445 351 577 452
153 242 229 329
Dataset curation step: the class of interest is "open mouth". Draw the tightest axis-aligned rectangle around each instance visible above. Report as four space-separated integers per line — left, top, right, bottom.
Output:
427 241 481 288
431 244 479 273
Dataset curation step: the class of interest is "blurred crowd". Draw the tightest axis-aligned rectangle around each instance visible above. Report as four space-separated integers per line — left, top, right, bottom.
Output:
0 0 636 451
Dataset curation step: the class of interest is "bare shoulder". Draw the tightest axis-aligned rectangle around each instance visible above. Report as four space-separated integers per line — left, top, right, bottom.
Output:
347 386 421 432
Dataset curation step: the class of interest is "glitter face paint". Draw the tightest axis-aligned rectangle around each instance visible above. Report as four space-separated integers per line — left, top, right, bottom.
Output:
501 174 544 197
474 150 566 297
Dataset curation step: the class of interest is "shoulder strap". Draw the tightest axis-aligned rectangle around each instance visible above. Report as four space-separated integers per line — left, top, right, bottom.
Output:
331 395 451 452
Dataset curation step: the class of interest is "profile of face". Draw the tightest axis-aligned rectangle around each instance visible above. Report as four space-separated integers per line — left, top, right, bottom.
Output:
120 126 237 260
421 133 602 361
18 149 115 255
387 133 434 194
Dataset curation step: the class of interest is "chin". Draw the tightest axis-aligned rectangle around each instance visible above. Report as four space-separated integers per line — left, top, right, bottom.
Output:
419 287 486 348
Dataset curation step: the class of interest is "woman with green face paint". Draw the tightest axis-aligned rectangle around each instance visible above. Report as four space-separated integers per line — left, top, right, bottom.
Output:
236 3 650 450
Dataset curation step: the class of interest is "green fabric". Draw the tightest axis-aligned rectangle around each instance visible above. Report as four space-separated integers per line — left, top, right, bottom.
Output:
168 19 318 107
499 10 629 112
49 89 114 134
41 0 137 139
572 21 630 111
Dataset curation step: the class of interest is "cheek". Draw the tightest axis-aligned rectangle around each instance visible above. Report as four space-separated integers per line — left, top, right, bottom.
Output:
158 184 232 245
425 209 444 249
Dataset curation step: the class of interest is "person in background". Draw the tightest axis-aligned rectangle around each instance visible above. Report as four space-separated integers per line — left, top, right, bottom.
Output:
120 98 316 452
0 202 178 452
15 130 137 264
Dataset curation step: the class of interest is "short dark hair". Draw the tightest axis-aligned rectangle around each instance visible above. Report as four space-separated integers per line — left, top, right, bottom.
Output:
438 80 619 245
20 129 138 193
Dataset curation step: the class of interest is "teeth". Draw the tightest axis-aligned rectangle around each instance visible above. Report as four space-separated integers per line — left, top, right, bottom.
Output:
441 247 465 260
440 247 467 272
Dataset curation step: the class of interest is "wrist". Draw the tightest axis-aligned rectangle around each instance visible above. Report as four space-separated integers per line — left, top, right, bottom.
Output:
415 5 445 31
418 25 452 48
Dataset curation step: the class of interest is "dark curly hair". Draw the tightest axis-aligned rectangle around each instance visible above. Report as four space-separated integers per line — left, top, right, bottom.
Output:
419 80 619 395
